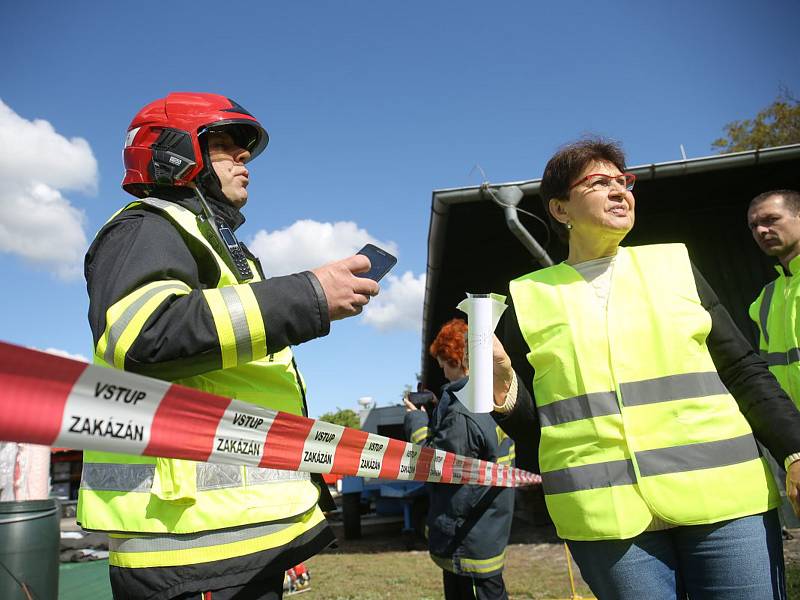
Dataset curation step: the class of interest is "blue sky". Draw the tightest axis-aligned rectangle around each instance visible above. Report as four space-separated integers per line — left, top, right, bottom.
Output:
1 1 798 418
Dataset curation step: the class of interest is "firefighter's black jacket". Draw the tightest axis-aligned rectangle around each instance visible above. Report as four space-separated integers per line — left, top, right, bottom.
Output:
404 377 515 577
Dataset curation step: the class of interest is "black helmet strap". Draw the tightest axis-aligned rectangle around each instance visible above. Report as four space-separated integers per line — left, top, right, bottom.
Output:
195 131 228 205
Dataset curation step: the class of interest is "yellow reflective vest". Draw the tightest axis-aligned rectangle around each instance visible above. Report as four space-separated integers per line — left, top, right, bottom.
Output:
509 244 779 541
749 254 800 409
78 198 323 545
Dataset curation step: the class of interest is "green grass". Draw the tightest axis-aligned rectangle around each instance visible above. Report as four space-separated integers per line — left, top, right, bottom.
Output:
55 541 592 600
55 543 800 599
304 532 591 600
787 561 800 600
303 537 593 600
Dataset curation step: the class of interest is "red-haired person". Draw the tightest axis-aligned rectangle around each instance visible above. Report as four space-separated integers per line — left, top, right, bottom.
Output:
404 319 515 600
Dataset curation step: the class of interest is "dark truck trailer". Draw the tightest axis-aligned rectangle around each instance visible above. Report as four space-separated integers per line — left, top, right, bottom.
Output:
421 143 800 478
340 404 428 540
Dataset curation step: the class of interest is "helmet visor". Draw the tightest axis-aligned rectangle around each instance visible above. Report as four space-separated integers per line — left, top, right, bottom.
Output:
200 119 269 160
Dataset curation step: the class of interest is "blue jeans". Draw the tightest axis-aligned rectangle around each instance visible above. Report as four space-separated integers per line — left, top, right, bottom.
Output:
567 510 785 600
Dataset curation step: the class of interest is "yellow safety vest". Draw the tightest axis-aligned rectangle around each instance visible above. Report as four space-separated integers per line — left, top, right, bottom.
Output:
749 254 800 409
78 198 322 540
509 244 779 541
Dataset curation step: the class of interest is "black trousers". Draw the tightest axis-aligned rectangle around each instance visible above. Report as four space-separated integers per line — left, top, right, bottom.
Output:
174 572 284 600
442 570 508 600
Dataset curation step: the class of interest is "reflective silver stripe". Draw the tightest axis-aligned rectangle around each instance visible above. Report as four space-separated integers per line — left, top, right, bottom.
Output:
196 463 243 489
140 198 253 363
759 281 776 345
620 372 728 407
245 466 310 485
103 282 185 365
542 459 636 495
82 462 306 492
538 372 727 426
542 434 760 494
109 517 301 553
636 434 760 477
761 348 800 367
785 347 800 365
81 462 154 492
538 391 619 427
140 197 188 214
220 286 253 365
459 553 506 574
410 426 428 443
785 347 800 364
762 351 787 366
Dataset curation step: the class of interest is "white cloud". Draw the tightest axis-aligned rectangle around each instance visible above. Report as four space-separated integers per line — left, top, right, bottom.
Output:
248 219 422 333
362 271 426 333
40 347 89 363
248 219 398 277
0 100 97 193
0 183 88 280
0 99 96 280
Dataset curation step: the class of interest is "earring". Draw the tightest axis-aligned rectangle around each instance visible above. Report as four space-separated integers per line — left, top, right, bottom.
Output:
566 222 573 230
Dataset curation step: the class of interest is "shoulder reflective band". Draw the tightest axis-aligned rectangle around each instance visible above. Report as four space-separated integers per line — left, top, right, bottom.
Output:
0 341 540 488
759 280 776 345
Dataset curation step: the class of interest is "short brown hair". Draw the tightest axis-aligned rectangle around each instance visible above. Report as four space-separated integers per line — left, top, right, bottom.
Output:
540 137 627 242
429 318 467 367
749 189 800 214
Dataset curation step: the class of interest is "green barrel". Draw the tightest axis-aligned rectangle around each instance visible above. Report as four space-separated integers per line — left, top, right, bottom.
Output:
0 499 60 600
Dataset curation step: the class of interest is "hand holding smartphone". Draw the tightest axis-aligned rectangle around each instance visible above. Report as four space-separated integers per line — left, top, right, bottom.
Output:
407 390 435 407
356 243 397 282
310 245 393 322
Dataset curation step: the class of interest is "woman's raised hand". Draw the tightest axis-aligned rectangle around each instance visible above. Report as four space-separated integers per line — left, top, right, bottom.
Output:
492 334 514 406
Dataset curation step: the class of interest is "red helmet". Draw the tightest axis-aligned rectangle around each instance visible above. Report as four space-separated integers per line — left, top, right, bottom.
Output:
122 92 268 198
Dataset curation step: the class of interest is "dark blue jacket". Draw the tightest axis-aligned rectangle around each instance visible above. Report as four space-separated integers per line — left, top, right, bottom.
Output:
404 377 515 578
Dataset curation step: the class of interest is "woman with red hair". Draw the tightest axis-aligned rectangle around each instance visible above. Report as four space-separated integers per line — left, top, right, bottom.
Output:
428 318 469 383
404 319 515 600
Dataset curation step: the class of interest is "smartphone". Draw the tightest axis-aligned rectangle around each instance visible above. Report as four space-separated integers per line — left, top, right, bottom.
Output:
356 243 397 282
407 390 435 407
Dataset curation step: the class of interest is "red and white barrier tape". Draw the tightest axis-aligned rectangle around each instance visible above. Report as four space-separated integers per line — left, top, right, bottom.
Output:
0 342 540 487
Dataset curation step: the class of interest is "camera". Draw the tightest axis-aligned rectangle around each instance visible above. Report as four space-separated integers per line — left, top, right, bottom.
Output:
407 390 435 408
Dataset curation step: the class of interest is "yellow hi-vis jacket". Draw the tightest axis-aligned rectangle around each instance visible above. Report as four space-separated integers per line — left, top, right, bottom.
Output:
78 198 324 555
749 254 800 409
509 243 779 541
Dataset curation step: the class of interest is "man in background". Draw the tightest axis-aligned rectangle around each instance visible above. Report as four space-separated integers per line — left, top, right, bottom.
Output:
748 188 800 530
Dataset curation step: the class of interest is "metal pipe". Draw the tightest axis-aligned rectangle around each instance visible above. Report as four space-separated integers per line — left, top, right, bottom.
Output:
486 185 554 267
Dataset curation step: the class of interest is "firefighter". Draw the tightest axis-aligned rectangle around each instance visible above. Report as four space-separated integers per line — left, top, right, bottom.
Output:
78 92 379 600
404 319 515 600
